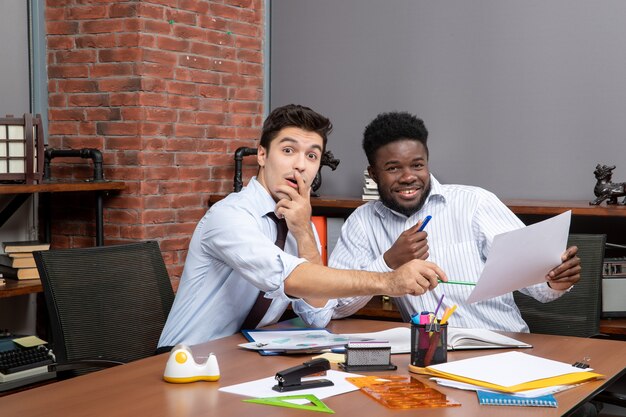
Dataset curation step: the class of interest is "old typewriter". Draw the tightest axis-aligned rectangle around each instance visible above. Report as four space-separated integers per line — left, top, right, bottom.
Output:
0 332 56 392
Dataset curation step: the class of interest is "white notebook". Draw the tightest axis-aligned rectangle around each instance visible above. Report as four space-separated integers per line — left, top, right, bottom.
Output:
447 327 532 350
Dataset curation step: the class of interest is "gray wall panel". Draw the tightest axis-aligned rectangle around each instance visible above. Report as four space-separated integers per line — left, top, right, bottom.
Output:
270 1 626 199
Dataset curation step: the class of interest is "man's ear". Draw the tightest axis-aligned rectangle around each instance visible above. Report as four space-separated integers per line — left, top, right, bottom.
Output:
257 145 267 167
367 165 378 184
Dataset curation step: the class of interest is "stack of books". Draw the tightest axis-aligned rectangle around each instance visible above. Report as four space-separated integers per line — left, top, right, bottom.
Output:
0 241 50 280
362 170 379 201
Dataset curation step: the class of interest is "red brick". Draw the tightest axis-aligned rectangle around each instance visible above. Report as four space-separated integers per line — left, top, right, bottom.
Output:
67 6 107 19
106 209 140 224
198 16 228 32
189 42 224 58
175 68 220 85
239 62 263 77
175 152 208 166
139 181 160 194
137 3 165 20
159 181 192 194
109 3 138 18
138 152 175 166
105 136 143 150
210 4 240 20
143 49 177 65
99 48 142 63
231 88 262 101
75 33 116 48
62 136 105 149
238 8 262 25
235 36 261 51
120 107 146 120
139 122 174 136
229 101 261 114
173 25 205 41
225 0 255 8
85 108 122 121
179 166 211 180
176 207 207 223
146 108 177 122
179 0 210 14
114 150 140 165
56 50 96 64
105 167 144 181
228 21 261 37
48 37 75 50
48 64 89 78
174 124 205 138
79 121 97 135
159 236 191 251
199 85 227 99
91 63 134 78
58 79 98 93
48 122 78 135
143 209 176 224
122 18 141 32
167 95 199 110
137 62 174 78
99 77 142 92
137 92 166 107
164 9 197 26
170 194 202 208
198 98 228 112
49 109 85 121
166 81 197 96
196 112 225 125
110 92 140 106
143 138 166 151
145 167 179 180
237 49 262 64
47 21 79 35
157 36 189 52
165 138 196 152
81 20 124 34
179 111 195 124
143 19 172 35
97 122 139 136
228 113 261 127
144 195 171 209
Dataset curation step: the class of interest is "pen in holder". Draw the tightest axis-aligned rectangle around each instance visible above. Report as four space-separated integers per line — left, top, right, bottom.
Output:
410 322 447 367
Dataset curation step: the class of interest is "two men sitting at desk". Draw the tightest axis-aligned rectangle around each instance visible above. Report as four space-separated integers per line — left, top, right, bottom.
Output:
158 105 580 351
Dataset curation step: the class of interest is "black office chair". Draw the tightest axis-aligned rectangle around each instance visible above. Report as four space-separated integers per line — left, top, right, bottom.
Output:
514 234 626 409
34 241 175 378
513 234 605 338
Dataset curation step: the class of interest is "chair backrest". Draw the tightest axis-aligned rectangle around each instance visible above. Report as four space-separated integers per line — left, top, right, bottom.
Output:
34 241 175 370
513 234 606 337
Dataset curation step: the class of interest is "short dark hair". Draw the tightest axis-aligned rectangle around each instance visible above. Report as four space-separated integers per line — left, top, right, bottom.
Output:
362 111 428 165
260 104 333 151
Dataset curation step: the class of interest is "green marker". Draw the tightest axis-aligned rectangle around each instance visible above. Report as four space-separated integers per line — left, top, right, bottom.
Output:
438 280 477 286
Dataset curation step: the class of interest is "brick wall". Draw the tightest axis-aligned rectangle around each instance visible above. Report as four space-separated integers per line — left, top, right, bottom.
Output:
45 0 264 286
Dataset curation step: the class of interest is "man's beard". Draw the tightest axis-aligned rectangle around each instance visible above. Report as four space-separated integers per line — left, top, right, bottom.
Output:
378 182 431 217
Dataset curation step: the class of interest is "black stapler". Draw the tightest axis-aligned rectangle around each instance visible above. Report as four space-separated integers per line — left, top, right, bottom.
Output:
272 358 334 392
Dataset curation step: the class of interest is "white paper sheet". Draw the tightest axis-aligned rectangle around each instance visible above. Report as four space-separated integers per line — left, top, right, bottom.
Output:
427 351 590 388
218 369 362 403
466 211 571 304
339 327 411 354
429 377 579 398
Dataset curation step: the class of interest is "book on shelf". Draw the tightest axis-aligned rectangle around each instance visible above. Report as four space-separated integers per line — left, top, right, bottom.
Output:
476 390 557 407
2 240 50 253
16 267 40 280
0 264 18 279
0 254 36 269
362 170 379 201
447 327 532 350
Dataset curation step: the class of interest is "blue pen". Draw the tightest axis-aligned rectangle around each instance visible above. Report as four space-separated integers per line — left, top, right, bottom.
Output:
417 215 432 232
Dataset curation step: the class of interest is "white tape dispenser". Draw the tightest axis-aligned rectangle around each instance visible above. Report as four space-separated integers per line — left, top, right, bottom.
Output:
163 344 220 383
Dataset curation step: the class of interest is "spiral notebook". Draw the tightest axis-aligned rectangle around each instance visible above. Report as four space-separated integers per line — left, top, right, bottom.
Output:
477 391 557 407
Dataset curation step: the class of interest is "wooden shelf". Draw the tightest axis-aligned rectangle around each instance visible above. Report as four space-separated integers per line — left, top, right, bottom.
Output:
209 195 626 217
0 181 126 195
0 279 42 298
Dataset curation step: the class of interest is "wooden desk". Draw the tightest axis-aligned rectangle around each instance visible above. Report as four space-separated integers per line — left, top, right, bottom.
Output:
2 319 625 417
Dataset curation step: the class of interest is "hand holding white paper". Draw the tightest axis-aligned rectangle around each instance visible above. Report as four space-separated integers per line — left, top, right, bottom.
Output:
466 211 571 304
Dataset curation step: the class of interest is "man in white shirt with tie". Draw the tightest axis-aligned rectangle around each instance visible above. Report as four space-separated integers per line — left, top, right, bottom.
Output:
158 105 447 349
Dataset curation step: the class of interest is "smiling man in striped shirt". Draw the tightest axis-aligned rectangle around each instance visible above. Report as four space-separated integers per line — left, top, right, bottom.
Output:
329 111 581 332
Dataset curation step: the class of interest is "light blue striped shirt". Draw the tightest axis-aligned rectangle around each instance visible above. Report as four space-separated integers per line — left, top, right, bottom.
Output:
329 175 565 332
159 178 336 347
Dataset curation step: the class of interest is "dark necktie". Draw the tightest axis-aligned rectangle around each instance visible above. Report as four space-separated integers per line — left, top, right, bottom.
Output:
240 212 288 330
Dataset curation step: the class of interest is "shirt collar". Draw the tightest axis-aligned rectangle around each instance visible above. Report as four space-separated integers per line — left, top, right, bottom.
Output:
246 177 278 219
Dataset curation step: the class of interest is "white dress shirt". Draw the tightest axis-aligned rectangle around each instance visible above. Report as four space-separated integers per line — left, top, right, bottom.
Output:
159 178 336 347
329 175 566 332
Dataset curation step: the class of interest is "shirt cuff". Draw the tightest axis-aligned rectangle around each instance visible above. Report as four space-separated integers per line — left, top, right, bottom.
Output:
371 255 393 273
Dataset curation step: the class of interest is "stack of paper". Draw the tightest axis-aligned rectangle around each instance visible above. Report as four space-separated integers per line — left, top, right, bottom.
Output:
421 351 602 393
